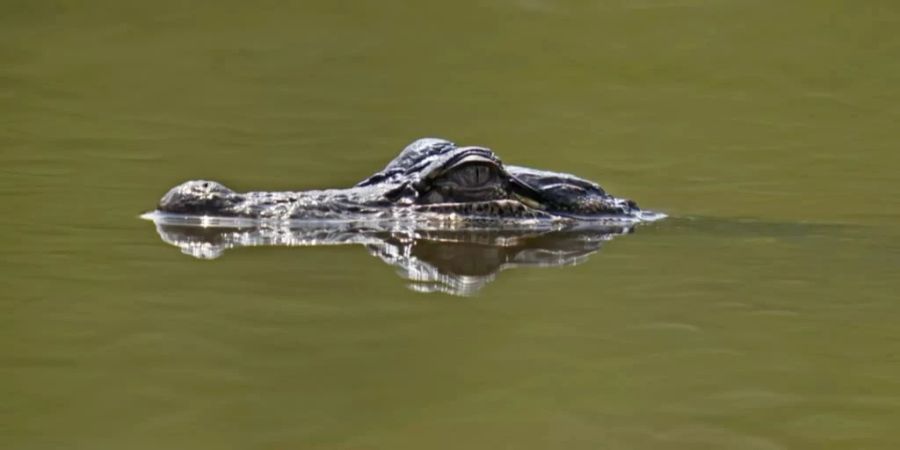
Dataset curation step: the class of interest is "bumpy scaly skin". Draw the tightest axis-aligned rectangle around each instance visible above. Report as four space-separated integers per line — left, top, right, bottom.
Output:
155 138 642 222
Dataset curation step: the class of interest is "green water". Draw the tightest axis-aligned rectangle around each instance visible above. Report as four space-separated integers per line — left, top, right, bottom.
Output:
3 1 900 449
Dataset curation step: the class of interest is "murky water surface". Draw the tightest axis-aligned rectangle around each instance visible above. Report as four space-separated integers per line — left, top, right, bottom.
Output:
3 1 899 449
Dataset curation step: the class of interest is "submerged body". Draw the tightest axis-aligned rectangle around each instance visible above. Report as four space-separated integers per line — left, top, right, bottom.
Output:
153 138 660 224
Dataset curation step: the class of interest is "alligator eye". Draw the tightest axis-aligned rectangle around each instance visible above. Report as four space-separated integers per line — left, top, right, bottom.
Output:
447 163 498 187
419 162 506 204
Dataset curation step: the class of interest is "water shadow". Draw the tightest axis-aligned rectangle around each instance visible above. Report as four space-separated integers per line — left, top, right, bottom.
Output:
145 217 637 296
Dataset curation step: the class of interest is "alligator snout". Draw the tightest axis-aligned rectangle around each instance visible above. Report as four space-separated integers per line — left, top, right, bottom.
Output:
158 180 245 216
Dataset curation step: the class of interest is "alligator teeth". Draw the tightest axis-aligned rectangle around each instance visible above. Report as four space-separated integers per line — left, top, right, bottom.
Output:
513 192 544 210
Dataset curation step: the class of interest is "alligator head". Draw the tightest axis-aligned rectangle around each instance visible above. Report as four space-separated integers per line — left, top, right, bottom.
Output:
152 138 662 223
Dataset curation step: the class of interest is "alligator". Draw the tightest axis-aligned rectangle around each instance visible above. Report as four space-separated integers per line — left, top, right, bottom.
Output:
149 138 663 224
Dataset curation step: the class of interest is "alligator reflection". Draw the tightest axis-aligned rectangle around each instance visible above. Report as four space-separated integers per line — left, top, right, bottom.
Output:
149 221 634 296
